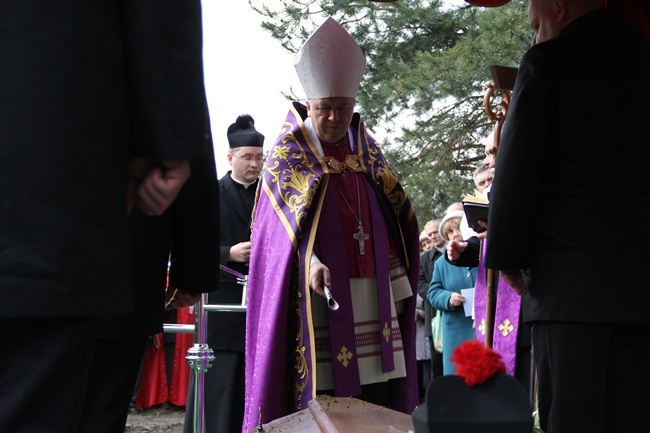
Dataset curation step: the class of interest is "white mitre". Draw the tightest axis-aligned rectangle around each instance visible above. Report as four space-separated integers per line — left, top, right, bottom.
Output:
294 17 366 99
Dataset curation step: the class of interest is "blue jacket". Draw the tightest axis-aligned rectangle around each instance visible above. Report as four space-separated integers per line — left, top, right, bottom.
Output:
428 258 477 374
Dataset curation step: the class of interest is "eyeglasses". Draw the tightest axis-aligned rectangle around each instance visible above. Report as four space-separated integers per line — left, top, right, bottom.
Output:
232 154 264 163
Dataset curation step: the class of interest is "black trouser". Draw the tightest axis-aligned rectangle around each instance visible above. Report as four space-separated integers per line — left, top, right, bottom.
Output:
533 322 650 433
0 318 97 433
78 335 148 433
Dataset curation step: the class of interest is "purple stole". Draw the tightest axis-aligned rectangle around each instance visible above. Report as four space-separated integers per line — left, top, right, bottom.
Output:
318 176 395 396
473 240 521 375
242 102 420 433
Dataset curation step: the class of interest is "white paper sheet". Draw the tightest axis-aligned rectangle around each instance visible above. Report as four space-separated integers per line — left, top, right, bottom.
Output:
461 287 475 318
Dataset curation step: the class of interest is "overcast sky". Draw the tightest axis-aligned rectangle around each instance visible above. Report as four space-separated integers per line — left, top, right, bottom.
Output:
201 1 301 177
201 1 469 177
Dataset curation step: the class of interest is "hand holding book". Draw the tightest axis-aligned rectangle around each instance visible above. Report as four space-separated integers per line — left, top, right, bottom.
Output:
462 193 489 234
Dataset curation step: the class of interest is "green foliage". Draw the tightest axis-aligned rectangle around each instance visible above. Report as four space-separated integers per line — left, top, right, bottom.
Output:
249 0 532 225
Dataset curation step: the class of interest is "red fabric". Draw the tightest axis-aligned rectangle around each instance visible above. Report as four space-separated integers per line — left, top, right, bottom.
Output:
169 306 194 407
451 340 506 386
135 307 195 409
135 333 169 409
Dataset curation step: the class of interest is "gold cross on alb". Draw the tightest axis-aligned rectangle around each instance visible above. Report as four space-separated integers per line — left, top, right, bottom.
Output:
353 223 369 255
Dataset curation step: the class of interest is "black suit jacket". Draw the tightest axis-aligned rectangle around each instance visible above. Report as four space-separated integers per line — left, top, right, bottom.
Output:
207 172 258 352
418 247 444 337
0 0 208 319
98 147 221 338
486 8 650 324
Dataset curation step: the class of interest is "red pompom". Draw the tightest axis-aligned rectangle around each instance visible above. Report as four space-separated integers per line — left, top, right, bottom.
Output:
451 340 506 386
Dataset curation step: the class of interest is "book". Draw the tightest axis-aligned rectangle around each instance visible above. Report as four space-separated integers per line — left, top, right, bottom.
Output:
462 193 489 234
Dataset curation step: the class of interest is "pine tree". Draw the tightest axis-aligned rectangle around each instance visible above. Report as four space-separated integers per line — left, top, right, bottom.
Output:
250 0 532 222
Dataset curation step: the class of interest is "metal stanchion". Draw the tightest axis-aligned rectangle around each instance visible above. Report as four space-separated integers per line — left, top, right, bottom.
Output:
163 264 248 433
186 293 214 433
163 323 195 334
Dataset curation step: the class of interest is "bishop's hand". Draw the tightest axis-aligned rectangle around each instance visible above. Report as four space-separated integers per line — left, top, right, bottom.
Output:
309 262 331 298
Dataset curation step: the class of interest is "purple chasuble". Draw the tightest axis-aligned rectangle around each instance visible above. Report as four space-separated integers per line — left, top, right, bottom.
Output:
473 240 521 375
242 102 420 433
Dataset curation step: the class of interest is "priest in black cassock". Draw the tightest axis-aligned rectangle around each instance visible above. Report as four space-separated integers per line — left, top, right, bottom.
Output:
184 114 264 433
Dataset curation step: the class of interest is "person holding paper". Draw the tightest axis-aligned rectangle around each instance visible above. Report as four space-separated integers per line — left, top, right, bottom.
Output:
426 210 477 375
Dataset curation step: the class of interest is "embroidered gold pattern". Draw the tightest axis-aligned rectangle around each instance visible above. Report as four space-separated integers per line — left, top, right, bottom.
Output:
364 141 407 219
324 155 362 174
264 126 320 228
498 319 514 337
337 346 354 367
478 318 486 336
382 322 391 342
343 155 362 172
288 255 307 411
326 157 345 173
273 144 291 160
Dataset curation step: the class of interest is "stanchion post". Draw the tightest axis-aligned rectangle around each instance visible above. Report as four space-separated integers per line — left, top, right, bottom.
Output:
185 293 214 433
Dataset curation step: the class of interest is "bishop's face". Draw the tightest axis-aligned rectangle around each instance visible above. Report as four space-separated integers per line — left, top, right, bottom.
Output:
306 97 355 144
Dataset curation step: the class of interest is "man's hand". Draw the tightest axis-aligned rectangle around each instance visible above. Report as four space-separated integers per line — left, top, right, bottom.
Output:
309 262 331 298
129 158 191 216
500 268 532 296
228 241 252 263
164 288 201 310
476 220 488 239
447 240 468 261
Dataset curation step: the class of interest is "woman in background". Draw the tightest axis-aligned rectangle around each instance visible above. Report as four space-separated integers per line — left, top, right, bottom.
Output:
427 210 477 374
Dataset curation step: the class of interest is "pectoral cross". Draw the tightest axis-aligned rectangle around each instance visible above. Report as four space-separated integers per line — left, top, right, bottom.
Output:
353 223 370 255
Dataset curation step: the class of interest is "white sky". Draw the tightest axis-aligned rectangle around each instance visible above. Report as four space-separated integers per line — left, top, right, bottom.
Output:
201 1 302 177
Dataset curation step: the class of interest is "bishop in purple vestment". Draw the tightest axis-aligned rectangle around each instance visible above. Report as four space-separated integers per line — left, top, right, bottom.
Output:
242 17 419 433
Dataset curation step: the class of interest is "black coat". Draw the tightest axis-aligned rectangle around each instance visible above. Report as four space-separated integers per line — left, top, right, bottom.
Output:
0 0 209 319
485 8 650 324
207 172 259 352
98 148 221 338
418 247 444 337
